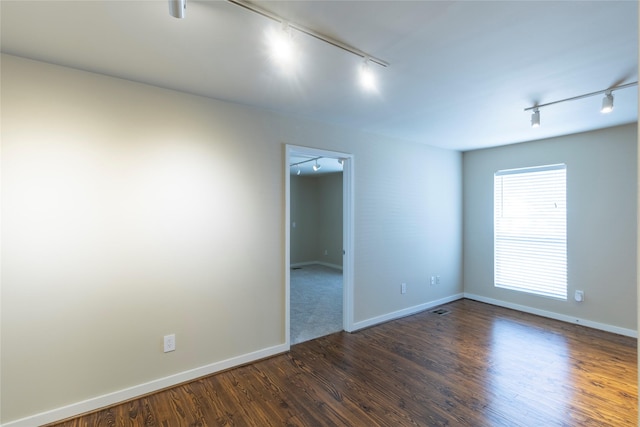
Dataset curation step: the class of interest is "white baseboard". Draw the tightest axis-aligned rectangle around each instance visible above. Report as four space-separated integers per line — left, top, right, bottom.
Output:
352 293 464 331
2 343 289 427
464 293 637 338
291 261 343 271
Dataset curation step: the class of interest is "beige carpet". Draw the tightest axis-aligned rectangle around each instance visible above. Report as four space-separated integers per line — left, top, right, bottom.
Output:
290 264 343 345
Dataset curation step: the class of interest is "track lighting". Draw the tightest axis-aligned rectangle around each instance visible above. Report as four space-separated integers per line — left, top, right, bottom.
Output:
290 156 324 174
167 0 389 90
531 108 540 128
524 81 637 127
226 0 387 64
267 21 298 73
168 0 186 19
198 0 388 91
359 58 376 92
601 91 614 113
290 156 345 174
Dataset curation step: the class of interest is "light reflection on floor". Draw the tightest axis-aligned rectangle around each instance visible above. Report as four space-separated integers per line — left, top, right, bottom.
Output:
487 317 571 424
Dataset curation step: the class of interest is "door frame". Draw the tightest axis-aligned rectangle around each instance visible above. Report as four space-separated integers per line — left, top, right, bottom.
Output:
285 144 355 347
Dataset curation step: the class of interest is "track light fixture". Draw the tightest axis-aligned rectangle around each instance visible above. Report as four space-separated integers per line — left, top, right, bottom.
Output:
168 0 388 91
524 81 637 127
359 57 377 92
267 20 298 73
168 0 186 19
226 0 387 67
601 90 614 113
531 108 540 128
290 157 324 174
290 156 346 175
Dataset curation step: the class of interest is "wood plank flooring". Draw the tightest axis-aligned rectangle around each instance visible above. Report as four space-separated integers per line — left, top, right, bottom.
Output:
47 299 637 426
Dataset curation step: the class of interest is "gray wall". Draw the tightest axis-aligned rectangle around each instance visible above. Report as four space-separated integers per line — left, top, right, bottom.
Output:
463 124 637 331
291 173 343 267
1 54 463 423
290 175 319 264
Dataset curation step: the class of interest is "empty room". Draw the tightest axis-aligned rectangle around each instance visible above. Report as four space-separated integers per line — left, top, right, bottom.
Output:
0 1 637 426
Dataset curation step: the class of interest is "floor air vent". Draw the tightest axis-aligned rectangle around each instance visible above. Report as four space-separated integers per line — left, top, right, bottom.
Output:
431 308 451 316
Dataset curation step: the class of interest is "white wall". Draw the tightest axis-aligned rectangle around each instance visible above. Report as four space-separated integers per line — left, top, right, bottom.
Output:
0 54 463 424
463 124 637 333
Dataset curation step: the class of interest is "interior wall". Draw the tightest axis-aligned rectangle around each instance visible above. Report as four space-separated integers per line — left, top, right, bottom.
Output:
290 175 319 264
353 136 464 321
463 124 638 332
317 173 343 267
290 173 343 267
0 54 463 423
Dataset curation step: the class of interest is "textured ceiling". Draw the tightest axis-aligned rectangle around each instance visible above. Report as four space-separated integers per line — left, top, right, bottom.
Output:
1 0 637 151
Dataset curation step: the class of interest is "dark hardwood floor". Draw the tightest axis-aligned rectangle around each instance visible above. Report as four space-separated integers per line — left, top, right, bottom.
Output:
47 299 637 426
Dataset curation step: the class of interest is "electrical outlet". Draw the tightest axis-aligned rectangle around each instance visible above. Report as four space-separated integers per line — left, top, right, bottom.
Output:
430 276 436 286
164 334 176 353
436 276 441 284
401 283 407 294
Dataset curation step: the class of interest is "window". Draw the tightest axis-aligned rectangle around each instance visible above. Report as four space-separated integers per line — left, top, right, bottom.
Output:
494 164 567 300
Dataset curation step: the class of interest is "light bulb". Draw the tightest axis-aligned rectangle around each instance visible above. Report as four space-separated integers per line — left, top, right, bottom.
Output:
359 59 376 92
267 21 298 74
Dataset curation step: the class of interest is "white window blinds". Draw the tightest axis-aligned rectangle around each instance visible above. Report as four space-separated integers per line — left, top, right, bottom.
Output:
494 164 567 300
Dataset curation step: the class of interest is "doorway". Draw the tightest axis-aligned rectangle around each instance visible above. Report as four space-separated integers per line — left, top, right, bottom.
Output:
285 145 354 347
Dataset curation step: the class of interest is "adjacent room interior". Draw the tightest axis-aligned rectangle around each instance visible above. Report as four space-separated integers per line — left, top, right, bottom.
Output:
289 153 345 344
0 1 638 426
